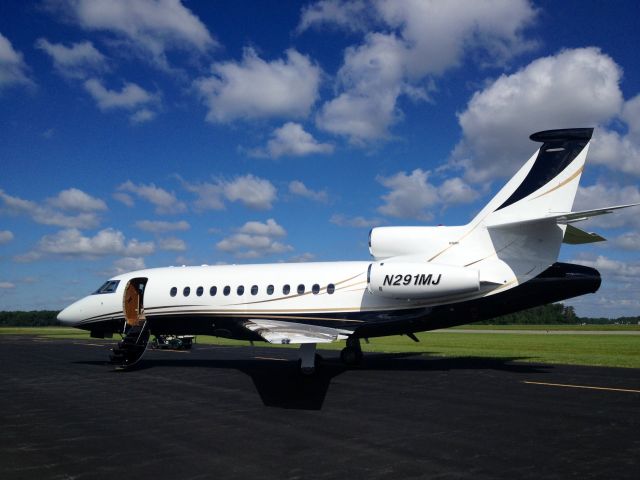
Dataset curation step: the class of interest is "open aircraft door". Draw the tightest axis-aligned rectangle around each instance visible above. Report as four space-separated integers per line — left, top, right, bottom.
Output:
123 277 148 327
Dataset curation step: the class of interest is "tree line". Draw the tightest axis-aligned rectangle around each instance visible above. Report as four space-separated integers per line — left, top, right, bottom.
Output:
0 304 638 327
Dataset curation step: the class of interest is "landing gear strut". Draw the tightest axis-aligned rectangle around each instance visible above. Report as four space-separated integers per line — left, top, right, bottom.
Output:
298 343 319 375
340 337 363 366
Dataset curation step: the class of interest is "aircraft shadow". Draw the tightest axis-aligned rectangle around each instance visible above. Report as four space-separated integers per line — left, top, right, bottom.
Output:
74 349 550 410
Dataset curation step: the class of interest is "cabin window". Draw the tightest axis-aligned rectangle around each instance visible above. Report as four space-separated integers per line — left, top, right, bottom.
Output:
223 286 230 296
196 286 204 296
267 285 274 295
297 284 305 294
251 285 258 295
170 287 177 297
283 284 290 295
312 284 320 294
183 286 191 297
237 285 244 296
327 283 335 294
210 286 217 296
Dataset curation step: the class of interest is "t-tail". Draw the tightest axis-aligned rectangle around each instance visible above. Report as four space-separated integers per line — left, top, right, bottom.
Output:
368 128 639 296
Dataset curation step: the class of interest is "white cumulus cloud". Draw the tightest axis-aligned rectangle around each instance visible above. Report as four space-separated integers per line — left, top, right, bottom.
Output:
252 123 334 158
330 214 384 228
135 220 190 233
36 38 107 79
47 188 107 212
611 232 640 251
0 31 34 91
50 0 216 68
314 0 537 143
288 180 328 203
118 181 186 215
0 189 103 229
130 108 157 125
451 48 624 182
194 48 321 123
0 230 14 244
297 0 371 33
84 78 158 122
223 175 277 210
216 219 293 259
575 183 640 229
158 237 186 251
376 169 478 220
112 257 146 275
180 174 277 211
35 228 154 258
589 120 640 177
237 219 286 237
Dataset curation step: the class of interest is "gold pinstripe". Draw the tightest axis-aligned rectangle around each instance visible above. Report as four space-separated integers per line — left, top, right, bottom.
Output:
531 166 583 200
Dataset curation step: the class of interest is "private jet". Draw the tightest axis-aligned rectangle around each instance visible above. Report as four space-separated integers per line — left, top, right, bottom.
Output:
58 128 638 373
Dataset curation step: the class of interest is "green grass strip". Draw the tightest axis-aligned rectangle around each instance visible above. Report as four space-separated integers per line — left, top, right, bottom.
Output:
2 326 638 369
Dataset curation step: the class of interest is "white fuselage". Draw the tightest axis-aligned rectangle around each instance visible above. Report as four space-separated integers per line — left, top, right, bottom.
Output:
57 260 507 332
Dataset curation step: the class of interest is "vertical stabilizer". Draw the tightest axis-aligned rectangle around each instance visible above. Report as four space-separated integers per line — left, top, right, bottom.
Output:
473 128 593 227
467 128 593 285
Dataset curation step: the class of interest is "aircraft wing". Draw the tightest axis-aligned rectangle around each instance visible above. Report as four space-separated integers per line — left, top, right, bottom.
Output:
244 319 352 344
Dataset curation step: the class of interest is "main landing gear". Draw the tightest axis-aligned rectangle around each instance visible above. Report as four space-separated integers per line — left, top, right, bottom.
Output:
298 343 320 375
340 337 363 366
297 337 364 375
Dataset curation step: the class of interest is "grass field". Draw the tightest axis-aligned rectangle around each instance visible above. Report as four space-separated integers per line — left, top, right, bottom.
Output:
3 325 639 369
449 324 640 331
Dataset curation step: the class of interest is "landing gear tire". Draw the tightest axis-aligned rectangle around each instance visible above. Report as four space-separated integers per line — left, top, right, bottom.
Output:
340 346 363 366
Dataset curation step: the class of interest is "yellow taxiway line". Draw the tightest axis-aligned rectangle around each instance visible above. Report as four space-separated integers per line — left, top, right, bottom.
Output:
523 380 640 394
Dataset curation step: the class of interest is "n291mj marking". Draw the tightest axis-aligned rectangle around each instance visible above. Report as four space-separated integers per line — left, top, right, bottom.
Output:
383 274 442 287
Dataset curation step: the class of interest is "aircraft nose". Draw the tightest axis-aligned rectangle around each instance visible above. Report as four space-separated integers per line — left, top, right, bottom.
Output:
57 301 84 326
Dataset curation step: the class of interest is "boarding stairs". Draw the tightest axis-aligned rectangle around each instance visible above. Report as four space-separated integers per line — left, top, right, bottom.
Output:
109 320 150 369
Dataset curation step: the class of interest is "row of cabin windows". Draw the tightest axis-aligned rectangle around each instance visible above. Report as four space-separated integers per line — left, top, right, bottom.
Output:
169 283 336 298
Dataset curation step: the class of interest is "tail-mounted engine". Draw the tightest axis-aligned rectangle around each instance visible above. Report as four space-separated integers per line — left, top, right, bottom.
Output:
367 261 480 299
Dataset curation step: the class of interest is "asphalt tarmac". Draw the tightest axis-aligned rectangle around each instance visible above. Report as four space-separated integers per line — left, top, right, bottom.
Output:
1 336 639 480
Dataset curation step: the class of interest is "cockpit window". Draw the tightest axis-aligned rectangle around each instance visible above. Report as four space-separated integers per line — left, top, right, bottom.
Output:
93 280 120 294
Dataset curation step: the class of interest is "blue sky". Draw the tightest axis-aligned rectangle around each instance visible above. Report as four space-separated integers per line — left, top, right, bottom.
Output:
1 0 639 317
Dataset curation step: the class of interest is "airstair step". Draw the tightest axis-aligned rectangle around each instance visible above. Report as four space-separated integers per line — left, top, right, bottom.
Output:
110 321 150 368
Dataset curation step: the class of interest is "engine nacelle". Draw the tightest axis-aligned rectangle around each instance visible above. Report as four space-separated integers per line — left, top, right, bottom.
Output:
369 226 467 259
367 261 480 299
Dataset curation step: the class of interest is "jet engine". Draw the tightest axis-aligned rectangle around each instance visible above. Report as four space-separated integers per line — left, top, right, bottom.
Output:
368 225 466 259
367 261 480 299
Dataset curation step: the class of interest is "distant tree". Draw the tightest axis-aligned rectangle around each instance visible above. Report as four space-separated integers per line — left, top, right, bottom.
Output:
0 311 60 326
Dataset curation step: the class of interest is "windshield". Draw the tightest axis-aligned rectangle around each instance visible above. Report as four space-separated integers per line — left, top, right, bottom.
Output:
92 280 120 294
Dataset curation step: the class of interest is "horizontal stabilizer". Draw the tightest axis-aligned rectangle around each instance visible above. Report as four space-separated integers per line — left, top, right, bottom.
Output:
563 224 606 244
550 203 640 224
244 319 351 344
486 203 640 228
